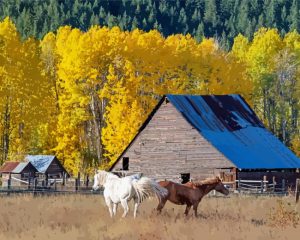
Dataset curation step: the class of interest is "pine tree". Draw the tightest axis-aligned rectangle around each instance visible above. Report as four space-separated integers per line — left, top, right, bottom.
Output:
289 0 300 31
131 16 138 31
236 1 250 34
195 22 204 42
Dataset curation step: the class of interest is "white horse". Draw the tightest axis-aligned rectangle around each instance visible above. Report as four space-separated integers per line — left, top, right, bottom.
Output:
92 170 168 218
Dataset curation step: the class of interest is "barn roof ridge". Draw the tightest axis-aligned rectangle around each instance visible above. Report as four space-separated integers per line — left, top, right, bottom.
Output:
12 162 38 174
110 94 300 170
25 155 56 173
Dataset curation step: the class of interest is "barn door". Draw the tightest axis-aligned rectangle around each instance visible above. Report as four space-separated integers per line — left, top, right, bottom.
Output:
180 173 190 183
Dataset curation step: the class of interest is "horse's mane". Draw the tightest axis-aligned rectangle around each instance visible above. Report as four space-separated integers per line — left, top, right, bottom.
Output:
191 176 221 187
97 170 119 185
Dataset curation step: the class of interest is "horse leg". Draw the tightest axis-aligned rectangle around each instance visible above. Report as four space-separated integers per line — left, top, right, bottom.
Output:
133 199 139 219
156 197 167 214
112 203 118 216
184 204 192 216
105 197 113 218
120 199 129 218
193 202 200 217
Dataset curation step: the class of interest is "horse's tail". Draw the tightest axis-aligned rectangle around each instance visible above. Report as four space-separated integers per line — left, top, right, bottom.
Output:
132 177 168 203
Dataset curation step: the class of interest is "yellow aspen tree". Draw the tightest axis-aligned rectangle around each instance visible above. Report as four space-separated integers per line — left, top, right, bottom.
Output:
0 18 53 163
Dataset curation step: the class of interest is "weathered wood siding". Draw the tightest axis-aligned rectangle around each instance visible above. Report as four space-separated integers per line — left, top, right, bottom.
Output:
22 164 37 178
112 100 235 181
46 158 66 177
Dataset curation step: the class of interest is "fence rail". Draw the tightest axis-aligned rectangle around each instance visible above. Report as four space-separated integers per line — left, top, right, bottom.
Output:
1 176 299 202
0 174 103 196
223 179 292 194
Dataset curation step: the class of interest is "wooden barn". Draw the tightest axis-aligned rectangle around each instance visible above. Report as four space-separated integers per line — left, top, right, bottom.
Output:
0 161 37 187
110 94 300 188
25 155 69 179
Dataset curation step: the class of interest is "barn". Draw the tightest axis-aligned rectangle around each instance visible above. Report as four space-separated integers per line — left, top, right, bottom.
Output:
110 94 300 188
25 155 69 179
0 161 37 187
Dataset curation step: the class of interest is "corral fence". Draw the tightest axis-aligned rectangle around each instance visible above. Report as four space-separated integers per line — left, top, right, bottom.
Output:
1 173 299 203
222 178 300 202
0 173 102 196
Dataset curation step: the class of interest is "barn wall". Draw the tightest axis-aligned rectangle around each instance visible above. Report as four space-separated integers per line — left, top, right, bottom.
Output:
46 158 65 177
22 164 37 178
1 174 22 187
112 100 234 181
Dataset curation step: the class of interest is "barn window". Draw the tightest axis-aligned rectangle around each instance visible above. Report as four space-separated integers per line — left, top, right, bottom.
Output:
180 173 190 184
122 157 129 170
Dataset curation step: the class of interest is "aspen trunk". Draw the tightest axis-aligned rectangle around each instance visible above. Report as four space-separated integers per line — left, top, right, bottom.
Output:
90 93 103 165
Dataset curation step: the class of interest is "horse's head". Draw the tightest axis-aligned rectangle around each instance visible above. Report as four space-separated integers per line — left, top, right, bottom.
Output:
92 170 107 191
214 177 230 195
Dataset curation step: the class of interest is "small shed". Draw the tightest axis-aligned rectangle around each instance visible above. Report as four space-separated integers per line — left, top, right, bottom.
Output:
0 161 37 187
25 155 69 179
110 94 300 188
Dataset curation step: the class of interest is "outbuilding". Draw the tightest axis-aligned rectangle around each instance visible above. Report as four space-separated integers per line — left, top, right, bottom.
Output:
0 161 37 187
25 155 69 179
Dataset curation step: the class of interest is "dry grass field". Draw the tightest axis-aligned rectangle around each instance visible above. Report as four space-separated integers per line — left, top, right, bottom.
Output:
0 194 299 240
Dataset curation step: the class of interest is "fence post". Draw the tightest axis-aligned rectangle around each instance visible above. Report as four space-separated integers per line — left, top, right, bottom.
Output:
45 173 48 187
28 178 31 190
34 177 37 190
295 178 300 203
272 176 276 193
62 172 65 186
33 177 37 196
260 180 264 193
238 179 241 193
263 176 267 192
282 179 286 194
75 178 78 192
78 172 81 188
86 174 89 188
54 179 57 191
7 173 11 195
232 168 237 190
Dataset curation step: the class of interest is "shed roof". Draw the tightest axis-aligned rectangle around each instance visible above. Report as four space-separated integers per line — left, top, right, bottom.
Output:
0 162 20 173
25 155 56 173
166 94 300 169
12 162 37 174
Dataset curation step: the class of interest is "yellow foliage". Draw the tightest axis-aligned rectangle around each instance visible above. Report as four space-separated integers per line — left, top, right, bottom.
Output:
0 17 54 163
1 18 298 174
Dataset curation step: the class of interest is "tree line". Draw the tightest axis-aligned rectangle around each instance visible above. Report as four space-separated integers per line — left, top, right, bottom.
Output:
0 17 299 175
0 0 299 49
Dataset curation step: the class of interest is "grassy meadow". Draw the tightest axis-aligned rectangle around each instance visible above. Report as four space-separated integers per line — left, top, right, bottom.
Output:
0 194 299 240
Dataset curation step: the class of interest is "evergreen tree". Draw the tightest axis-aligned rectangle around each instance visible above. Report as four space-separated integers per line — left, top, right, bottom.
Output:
289 0 300 31
0 0 298 46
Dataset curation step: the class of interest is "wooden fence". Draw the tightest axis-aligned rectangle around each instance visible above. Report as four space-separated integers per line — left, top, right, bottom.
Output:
222 178 300 202
1 173 299 202
0 173 102 196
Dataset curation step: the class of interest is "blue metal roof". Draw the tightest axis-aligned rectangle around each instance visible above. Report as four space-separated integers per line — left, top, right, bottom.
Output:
25 155 55 173
166 94 300 169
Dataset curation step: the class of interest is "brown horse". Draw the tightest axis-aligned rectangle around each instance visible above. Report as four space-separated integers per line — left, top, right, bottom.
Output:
157 176 229 217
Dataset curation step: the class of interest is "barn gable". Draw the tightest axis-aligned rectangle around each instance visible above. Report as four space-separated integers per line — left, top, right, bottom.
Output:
110 97 235 180
110 94 300 181
11 162 37 175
